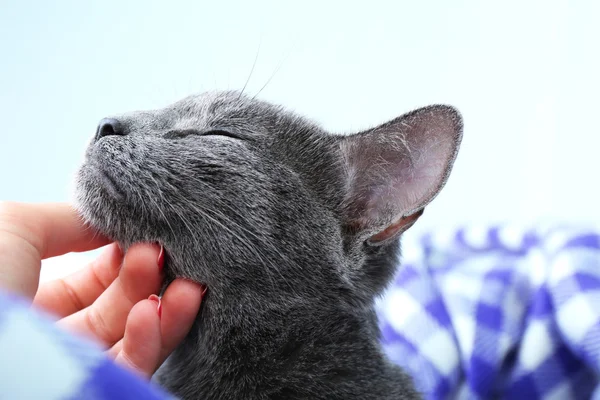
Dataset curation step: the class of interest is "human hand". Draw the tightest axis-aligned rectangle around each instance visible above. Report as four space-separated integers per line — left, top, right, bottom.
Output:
0 202 204 378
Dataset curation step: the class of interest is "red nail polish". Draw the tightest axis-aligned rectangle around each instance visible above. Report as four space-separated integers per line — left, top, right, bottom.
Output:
116 243 125 257
148 294 159 303
148 294 162 318
157 245 165 272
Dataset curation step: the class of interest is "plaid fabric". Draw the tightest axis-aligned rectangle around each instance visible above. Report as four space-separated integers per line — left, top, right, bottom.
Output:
0 293 173 400
378 225 600 399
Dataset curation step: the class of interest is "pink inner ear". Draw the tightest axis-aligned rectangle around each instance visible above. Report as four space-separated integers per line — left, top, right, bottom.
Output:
369 209 423 243
385 130 456 214
358 122 457 223
343 105 462 231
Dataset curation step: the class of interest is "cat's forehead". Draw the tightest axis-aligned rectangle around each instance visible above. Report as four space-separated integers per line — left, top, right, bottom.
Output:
122 90 319 137
170 91 243 115
167 91 278 125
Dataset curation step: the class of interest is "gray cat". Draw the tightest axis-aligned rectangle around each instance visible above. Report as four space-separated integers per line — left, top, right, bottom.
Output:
75 90 463 399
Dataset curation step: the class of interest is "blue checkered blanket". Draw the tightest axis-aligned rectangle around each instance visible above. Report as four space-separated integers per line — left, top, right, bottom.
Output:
1 225 599 399
0 292 173 399
378 225 600 399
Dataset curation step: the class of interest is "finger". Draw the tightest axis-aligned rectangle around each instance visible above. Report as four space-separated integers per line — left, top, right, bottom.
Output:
106 295 158 361
107 338 123 359
57 243 162 346
0 202 110 258
33 244 123 317
157 279 205 364
113 298 162 377
109 281 205 370
0 202 109 298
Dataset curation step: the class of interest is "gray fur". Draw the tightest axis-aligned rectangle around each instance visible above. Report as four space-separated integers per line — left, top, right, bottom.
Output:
74 91 463 399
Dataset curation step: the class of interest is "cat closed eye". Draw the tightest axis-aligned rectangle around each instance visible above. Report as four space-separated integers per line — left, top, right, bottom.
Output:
164 129 242 140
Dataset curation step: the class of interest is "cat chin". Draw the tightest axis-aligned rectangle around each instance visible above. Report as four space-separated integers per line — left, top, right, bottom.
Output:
72 184 132 246
73 191 171 256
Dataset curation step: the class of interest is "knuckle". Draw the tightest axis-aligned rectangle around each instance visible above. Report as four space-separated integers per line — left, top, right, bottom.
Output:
89 258 113 291
57 278 85 311
85 306 116 345
0 202 44 256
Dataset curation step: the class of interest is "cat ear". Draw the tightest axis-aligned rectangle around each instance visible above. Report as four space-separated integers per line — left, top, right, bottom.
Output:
340 105 463 244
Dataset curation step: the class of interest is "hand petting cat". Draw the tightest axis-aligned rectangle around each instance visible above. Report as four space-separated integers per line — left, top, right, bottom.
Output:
0 202 205 378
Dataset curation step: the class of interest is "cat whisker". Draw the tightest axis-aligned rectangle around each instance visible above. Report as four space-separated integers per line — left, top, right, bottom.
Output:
239 39 262 100
186 176 297 292
168 201 203 248
252 47 293 100
143 174 179 241
172 177 283 290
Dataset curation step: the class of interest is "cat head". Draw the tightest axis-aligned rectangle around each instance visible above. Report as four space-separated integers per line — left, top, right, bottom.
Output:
75 91 462 302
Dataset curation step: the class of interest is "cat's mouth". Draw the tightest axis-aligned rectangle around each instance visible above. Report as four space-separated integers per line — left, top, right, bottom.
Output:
81 143 128 203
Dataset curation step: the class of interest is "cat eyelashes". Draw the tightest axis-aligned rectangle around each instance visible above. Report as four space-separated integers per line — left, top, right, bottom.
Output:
164 129 243 141
203 130 245 141
163 129 197 139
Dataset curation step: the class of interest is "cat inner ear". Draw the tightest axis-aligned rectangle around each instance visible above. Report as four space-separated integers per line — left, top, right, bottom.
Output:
340 105 463 245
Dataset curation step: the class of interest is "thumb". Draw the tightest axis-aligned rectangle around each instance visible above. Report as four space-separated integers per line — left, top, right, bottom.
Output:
0 202 109 298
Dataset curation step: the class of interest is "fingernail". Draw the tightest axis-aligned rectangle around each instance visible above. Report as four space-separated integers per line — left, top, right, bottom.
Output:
157 245 165 272
116 243 125 256
201 285 208 297
148 294 162 318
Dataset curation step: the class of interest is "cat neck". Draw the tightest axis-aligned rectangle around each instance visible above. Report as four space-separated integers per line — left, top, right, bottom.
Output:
155 290 413 399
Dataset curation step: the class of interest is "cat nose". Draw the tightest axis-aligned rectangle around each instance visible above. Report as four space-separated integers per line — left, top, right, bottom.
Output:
95 118 125 140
